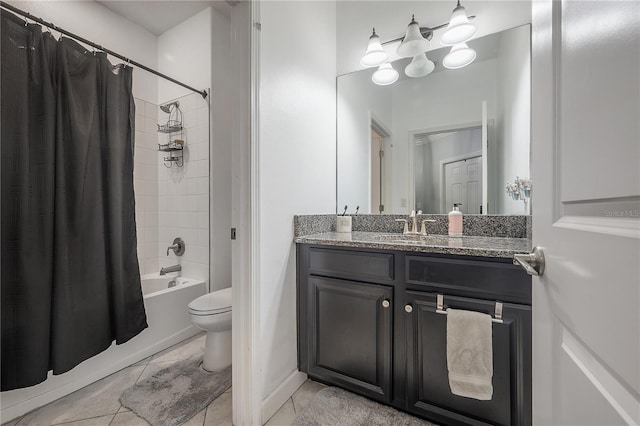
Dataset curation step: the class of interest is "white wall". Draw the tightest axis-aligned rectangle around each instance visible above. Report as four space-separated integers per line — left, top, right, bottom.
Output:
258 0 337 416
158 7 212 104
337 71 392 214
390 59 498 213
496 25 531 214
6 0 158 103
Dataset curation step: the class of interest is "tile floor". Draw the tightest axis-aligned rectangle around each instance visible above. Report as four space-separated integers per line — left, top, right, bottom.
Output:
264 381 326 426
3 334 231 426
2 333 325 426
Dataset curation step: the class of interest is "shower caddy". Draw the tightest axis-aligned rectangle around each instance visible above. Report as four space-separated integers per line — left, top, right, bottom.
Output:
157 101 184 168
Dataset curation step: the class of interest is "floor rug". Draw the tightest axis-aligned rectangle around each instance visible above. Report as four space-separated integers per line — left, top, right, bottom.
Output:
120 356 231 426
292 387 437 426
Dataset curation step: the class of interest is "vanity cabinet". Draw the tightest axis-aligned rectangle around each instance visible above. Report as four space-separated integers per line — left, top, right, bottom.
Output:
307 276 393 403
405 292 531 426
297 244 532 426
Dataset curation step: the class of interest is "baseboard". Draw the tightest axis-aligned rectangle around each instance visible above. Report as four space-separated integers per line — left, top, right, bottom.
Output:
0 326 199 423
262 370 307 424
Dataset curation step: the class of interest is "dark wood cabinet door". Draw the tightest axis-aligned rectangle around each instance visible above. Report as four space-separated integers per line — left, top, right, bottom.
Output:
307 276 393 403
405 291 532 426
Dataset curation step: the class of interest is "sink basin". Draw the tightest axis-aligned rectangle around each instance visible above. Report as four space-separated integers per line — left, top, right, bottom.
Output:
372 234 451 245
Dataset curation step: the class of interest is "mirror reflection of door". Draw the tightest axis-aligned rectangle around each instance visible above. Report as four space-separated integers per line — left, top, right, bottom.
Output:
370 129 384 214
369 118 393 214
444 156 483 214
414 127 483 214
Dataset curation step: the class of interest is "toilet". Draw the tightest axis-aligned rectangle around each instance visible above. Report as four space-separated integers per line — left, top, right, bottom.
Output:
188 287 232 371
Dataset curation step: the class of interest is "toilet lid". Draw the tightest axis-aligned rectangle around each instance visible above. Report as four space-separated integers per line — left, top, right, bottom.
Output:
188 287 232 314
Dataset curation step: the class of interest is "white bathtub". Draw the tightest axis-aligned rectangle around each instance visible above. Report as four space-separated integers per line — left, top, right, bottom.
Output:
0 274 207 422
141 273 203 296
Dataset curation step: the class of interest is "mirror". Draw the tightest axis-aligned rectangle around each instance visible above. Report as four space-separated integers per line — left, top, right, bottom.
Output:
337 24 531 215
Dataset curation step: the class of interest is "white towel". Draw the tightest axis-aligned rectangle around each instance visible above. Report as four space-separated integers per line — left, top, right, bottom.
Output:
446 308 493 400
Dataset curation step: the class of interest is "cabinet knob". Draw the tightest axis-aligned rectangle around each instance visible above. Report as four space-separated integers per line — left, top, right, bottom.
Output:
382 299 390 308
405 304 413 313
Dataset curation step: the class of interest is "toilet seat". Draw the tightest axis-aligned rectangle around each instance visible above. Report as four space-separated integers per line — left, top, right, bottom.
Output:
188 287 231 315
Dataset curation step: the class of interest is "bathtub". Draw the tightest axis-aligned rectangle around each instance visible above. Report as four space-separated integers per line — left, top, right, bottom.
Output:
141 273 203 296
0 274 207 422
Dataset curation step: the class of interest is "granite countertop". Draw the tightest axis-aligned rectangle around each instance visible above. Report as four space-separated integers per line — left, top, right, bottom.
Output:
295 231 532 259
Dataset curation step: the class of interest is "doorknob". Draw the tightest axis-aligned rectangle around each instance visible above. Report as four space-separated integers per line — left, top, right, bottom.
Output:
513 246 545 277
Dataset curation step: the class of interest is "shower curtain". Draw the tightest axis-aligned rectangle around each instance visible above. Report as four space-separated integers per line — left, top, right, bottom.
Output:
1 10 147 391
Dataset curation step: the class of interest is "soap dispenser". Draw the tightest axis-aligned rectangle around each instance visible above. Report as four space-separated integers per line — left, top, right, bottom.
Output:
448 203 463 237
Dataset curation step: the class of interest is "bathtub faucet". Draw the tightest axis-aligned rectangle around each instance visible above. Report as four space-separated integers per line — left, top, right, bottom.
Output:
167 237 186 256
160 264 182 275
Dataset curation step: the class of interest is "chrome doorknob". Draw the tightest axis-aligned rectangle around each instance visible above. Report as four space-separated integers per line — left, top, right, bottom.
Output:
513 246 546 277
405 304 413 313
382 299 390 308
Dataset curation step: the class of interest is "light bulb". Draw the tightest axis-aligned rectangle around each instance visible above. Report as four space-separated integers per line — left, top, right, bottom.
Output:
361 28 388 67
397 15 429 58
372 63 399 85
441 2 477 45
443 43 476 69
405 53 435 78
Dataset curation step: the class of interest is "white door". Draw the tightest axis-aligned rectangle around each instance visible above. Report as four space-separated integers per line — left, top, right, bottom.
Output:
445 156 483 214
531 1 639 425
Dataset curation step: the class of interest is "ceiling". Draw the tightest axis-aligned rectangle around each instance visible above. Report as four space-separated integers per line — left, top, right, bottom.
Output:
96 1 231 36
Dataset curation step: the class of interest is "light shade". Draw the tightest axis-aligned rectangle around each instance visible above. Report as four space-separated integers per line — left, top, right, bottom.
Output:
405 53 435 78
397 15 429 58
361 28 388 67
441 2 477 45
443 43 476 69
372 63 399 85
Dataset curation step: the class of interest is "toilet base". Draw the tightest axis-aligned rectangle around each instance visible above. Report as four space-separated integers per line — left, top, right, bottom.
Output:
203 329 232 372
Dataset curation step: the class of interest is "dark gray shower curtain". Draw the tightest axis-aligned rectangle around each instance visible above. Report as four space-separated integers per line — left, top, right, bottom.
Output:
1 10 147 391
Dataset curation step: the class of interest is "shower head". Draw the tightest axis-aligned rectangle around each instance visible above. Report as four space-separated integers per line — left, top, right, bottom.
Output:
160 101 180 114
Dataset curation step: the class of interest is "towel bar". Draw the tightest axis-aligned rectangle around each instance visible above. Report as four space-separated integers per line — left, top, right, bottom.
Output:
435 294 504 324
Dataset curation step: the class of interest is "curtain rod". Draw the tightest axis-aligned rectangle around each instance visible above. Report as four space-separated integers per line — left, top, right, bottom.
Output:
0 1 208 99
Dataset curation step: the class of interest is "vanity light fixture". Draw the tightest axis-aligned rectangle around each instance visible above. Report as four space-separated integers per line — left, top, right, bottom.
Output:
397 15 430 58
372 62 399 85
360 28 389 67
405 53 436 78
362 6 477 85
442 42 477 69
441 0 477 45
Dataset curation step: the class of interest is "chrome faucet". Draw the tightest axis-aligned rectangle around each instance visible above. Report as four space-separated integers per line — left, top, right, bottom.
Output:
396 210 422 235
420 219 437 235
395 211 437 236
166 237 185 256
410 210 419 235
160 264 182 275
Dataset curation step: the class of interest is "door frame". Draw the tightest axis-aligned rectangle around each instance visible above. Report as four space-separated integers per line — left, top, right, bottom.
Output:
438 150 483 214
231 1 262 425
370 113 391 214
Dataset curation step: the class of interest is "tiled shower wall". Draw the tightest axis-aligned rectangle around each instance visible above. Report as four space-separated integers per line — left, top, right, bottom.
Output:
133 93 210 283
157 92 210 282
134 98 160 274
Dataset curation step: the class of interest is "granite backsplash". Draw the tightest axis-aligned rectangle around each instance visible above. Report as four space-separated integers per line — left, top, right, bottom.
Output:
294 214 531 239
